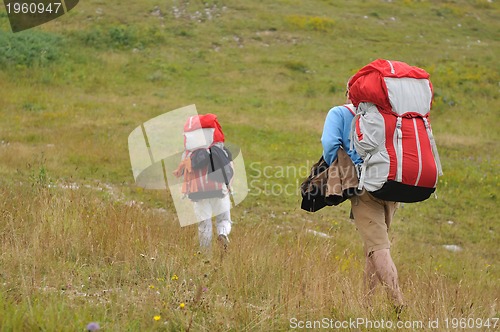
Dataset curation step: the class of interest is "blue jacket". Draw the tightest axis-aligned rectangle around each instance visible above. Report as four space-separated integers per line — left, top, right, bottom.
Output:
321 104 363 166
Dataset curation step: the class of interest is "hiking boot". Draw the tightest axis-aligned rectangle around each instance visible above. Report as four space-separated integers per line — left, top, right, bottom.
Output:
395 304 406 320
217 234 229 250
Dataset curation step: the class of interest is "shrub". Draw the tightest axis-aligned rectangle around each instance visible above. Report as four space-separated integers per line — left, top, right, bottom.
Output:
109 25 137 48
74 25 165 50
0 30 62 67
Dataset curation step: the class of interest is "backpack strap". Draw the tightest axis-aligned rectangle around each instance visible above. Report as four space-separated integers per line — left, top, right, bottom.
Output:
349 113 361 151
422 117 443 176
358 156 368 190
395 116 404 182
344 104 356 116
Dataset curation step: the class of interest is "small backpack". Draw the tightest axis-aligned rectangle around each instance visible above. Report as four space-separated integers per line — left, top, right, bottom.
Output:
348 59 443 202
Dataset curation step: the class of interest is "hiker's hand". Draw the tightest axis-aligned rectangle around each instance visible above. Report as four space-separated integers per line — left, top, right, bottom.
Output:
172 168 183 177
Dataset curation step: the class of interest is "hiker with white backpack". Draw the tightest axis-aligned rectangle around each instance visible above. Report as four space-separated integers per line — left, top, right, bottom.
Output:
173 113 234 251
321 59 442 312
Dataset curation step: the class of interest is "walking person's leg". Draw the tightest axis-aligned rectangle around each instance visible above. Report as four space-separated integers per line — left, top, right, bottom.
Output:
212 195 232 248
364 250 378 302
351 190 403 307
369 248 404 306
193 199 214 249
215 210 231 248
198 218 213 249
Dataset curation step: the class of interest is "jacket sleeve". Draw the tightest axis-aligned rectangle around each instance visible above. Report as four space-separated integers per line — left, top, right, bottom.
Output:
321 106 345 166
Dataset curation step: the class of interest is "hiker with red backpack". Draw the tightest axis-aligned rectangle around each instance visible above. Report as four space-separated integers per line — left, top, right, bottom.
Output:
321 92 405 309
321 59 442 311
173 113 233 251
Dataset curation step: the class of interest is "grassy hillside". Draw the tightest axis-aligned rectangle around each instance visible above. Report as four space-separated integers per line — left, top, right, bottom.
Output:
0 0 498 330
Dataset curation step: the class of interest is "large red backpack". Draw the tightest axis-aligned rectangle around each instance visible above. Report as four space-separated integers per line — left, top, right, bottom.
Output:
348 59 443 202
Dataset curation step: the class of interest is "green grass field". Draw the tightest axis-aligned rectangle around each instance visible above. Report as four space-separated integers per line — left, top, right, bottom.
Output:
0 0 499 330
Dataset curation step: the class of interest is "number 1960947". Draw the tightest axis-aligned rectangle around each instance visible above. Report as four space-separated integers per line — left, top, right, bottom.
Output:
5 2 63 14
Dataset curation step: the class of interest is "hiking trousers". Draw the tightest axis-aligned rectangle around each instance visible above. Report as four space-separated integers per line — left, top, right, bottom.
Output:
194 195 232 248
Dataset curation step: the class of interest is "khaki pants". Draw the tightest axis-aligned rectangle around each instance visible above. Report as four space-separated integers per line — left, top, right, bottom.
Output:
350 189 398 254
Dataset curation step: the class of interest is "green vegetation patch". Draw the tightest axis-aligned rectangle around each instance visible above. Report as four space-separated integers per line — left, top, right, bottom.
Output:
286 14 335 32
0 30 63 67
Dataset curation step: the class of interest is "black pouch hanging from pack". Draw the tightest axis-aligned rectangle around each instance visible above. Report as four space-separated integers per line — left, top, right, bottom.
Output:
208 146 234 185
300 156 329 212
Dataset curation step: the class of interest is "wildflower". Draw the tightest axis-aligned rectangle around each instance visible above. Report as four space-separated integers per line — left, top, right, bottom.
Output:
179 302 185 309
86 322 100 331
153 315 161 321
149 285 155 289
171 274 179 281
